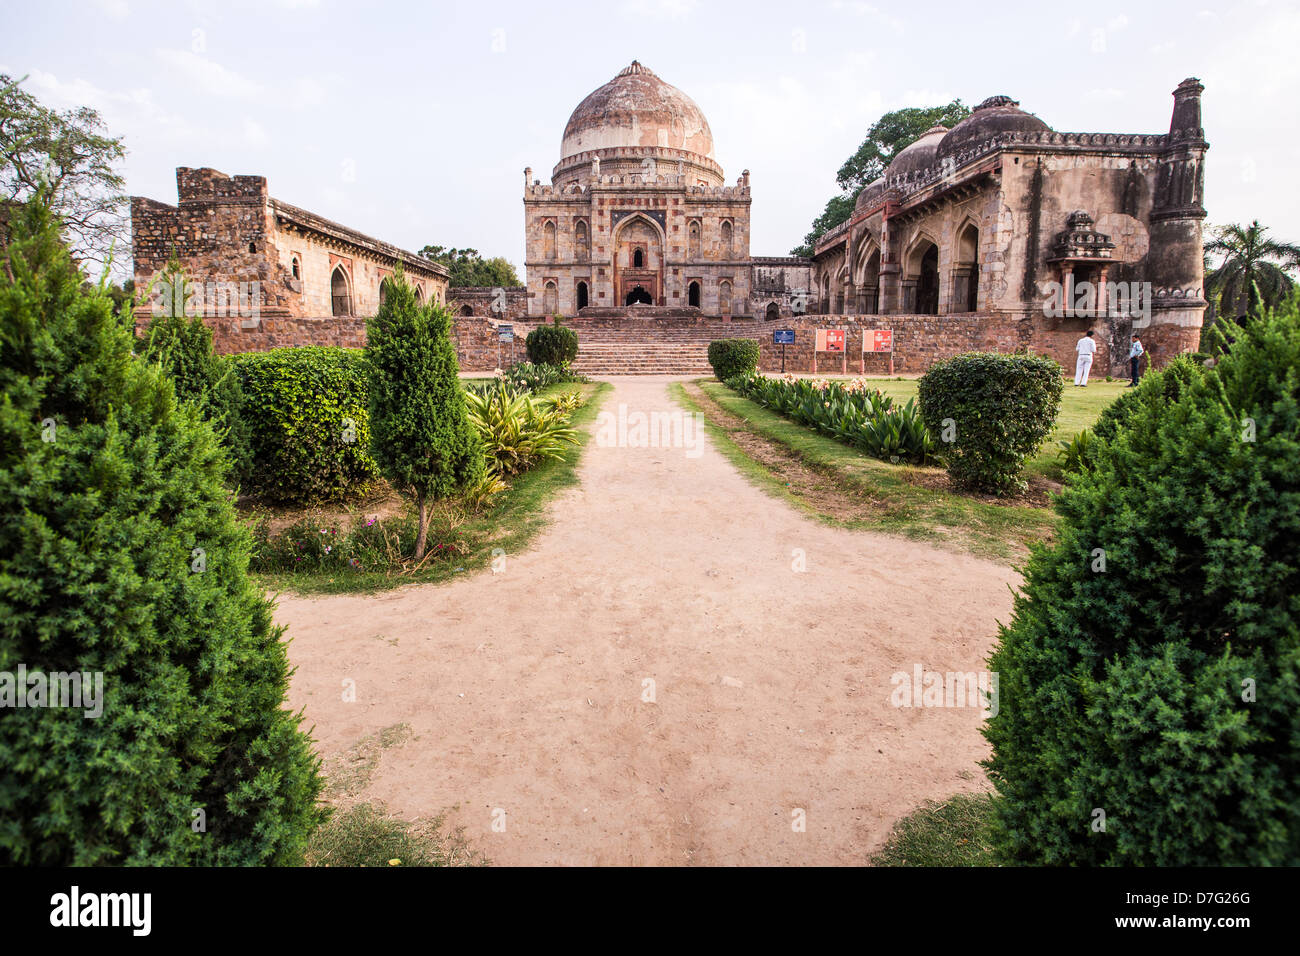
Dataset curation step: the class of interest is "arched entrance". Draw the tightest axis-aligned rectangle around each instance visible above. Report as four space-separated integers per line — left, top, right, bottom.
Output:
330 266 352 316
765 301 781 320
576 281 589 310
614 215 663 307
953 222 979 312
903 238 940 315
688 281 701 308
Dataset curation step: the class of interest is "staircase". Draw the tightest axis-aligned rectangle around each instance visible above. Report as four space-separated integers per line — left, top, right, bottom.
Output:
544 317 763 376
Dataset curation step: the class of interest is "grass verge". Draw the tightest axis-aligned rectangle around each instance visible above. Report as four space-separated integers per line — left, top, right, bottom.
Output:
250 381 610 594
305 803 488 867
870 792 999 866
674 380 1059 562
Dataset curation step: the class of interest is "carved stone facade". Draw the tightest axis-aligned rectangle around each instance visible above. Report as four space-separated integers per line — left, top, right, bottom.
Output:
131 167 450 326
524 62 757 318
809 79 1209 374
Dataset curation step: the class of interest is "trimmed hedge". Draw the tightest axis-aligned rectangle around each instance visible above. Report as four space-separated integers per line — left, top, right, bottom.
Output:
233 347 378 503
985 304 1300 864
525 319 579 366
707 338 760 381
0 197 323 865
917 352 1063 494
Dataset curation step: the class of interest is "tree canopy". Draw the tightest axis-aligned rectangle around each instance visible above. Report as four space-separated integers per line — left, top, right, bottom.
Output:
1204 219 1300 325
0 74 127 271
419 244 521 288
792 100 971 256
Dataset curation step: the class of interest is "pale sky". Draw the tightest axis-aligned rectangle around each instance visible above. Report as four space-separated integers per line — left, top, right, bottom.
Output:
3 0 1297 276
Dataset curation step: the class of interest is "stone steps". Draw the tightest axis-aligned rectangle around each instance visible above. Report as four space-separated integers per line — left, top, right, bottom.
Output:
571 341 713 375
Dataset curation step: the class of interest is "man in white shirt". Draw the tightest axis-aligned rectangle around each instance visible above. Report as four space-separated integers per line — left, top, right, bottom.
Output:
1128 335 1145 387
1074 330 1097 386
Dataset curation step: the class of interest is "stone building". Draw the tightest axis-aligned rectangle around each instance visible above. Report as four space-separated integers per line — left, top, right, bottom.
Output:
523 61 760 319
808 79 1209 375
131 167 449 326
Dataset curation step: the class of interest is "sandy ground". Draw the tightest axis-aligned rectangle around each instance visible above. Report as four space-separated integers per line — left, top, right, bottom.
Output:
278 376 1019 866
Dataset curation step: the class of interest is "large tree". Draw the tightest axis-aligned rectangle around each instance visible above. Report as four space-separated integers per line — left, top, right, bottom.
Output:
0 74 127 271
1204 220 1300 323
419 244 521 288
792 100 971 256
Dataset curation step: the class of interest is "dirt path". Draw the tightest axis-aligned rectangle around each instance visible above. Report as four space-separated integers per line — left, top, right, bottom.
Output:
279 376 1019 865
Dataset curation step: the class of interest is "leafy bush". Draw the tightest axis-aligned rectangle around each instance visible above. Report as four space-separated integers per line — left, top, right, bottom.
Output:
728 372 936 464
367 269 485 559
489 360 587 395
233 346 378 503
984 304 1300 865
707 338 760 381
525 317 579 366
249 512 467 574
917 352 1063 494
137 285 253 486
0 195 322 865
1055 428 1095 475
464 381 580 476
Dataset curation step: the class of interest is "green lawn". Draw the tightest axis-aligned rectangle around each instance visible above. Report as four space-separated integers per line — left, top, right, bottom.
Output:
251 381 610 595
675 376 1124 562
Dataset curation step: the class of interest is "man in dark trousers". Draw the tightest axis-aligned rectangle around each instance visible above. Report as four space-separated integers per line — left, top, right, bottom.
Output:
1127 334 1144 387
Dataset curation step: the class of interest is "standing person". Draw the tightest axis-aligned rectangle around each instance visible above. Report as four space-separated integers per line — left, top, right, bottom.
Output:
1128 334 1144 387
1074 330 1097 387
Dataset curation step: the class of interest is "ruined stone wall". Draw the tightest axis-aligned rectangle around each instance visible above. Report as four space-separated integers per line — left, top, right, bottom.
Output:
447 287 530 320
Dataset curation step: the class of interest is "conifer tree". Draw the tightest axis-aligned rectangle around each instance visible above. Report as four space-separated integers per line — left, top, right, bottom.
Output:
0 193 322 864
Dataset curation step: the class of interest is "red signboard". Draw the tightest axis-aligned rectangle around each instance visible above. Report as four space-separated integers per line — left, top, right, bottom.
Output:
816 329 845 352
864 329 893 353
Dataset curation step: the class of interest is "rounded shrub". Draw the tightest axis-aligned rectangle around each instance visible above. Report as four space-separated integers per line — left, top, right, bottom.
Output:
707 338 760 381
0 197 323 865
917 352 1063 494
525 318 579 366
984 304 1300 865
233 346 378 503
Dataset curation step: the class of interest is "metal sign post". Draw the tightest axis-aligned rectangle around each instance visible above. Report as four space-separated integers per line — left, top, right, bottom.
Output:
773 328 795 373
498 324 514 369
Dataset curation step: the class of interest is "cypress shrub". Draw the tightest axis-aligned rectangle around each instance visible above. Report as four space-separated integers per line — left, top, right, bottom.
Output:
984 305 1300 865
233 346 378 503
137 273 253 486
0 196 323 865
367 267 485 559
525 317 579 366
917 352 1063 494
707 338 760 381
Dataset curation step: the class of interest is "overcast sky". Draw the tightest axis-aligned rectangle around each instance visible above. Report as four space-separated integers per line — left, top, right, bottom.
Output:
4 0 1297 276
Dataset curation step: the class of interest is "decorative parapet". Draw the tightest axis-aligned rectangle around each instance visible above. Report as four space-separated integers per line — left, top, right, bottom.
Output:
881 129 1170 196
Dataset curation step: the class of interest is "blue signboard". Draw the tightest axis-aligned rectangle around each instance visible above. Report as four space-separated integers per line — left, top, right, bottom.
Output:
773 329 796 345
498 325 514 342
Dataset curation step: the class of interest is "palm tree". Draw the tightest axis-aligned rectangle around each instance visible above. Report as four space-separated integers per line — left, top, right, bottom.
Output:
1204 220 1300 321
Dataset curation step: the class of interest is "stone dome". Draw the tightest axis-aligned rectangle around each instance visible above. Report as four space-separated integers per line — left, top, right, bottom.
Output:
936 96 1051 159
885 125 949 178
854 176 886 212
561 61 715 161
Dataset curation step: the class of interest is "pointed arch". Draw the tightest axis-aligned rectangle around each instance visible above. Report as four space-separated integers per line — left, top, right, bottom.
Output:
330 265 352 316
